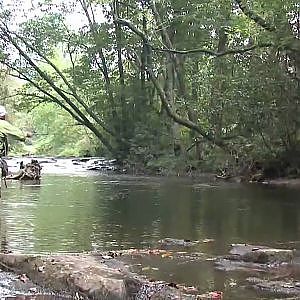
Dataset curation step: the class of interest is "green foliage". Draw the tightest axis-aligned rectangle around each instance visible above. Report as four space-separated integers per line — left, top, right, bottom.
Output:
20 14 65 56
10 103 99 157
0 0 299 177
31 104 98 156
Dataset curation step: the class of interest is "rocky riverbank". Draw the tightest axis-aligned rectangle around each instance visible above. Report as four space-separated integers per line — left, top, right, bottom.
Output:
1 242 300 299
0 251 221 300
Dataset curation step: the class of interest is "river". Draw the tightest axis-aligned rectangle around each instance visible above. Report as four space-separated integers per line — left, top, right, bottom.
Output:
1 157 300 299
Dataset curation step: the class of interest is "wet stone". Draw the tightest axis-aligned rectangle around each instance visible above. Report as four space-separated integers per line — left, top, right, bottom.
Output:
228 244 294 264
157 238 199 248
0 254 201 300
247 277 300 296
70 157 118 171
0 269 73 300
214 258 269 273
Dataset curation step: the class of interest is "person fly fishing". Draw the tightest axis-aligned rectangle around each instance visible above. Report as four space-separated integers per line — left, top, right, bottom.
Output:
0 105 31 157
0 105 31 179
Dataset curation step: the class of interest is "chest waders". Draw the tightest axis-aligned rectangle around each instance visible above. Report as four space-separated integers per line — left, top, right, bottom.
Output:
0 136 8 196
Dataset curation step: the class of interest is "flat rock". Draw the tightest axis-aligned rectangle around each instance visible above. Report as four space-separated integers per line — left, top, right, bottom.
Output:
0 253 204 300
229 244 294 263
247 277 300 296
215 258 270 273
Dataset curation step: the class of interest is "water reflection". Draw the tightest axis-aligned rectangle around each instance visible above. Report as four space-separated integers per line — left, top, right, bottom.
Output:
1 175 300 298
0 176 299 254
0 218 8 253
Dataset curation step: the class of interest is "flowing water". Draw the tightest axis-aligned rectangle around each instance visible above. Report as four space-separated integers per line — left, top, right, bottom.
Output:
1 158 300 299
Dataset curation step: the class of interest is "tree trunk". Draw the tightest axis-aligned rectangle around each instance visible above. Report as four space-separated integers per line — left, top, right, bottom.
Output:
211 23 228 138
114 0 129 147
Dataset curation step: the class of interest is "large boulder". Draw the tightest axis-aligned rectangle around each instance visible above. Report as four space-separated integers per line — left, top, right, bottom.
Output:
0 253 210 299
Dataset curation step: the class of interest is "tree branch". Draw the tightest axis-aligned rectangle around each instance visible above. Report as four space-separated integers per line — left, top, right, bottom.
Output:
116 18 227 149
11 30 116 138
7 69 86 125
152 43 273 57
147 68 226 148
115 18 149 43
79 0 119 121
235 0 276 32
1 44 115 153
115 18 273 57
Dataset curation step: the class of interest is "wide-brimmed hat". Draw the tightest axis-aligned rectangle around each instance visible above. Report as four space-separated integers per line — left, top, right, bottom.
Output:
0 105 7 117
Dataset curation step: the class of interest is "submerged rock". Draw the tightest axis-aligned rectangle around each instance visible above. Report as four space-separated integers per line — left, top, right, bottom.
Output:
157 238 199 248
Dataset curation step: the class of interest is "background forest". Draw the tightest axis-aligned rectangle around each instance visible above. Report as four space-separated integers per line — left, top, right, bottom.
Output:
0 0 299 178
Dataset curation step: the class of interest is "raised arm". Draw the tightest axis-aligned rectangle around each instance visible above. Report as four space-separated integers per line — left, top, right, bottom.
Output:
0 120 26 141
